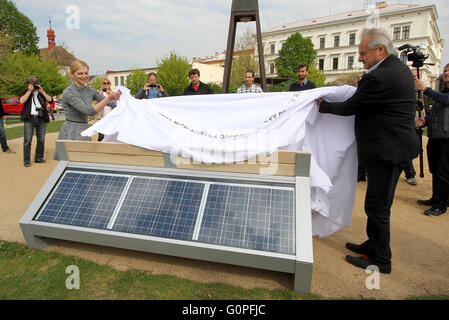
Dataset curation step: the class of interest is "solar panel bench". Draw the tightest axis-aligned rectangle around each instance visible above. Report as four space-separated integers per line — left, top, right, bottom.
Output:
20 140 313 294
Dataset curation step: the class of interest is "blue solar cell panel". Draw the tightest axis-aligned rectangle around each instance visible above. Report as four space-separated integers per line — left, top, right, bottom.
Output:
198 184 295 254
36 171 128 229
112 178 204 240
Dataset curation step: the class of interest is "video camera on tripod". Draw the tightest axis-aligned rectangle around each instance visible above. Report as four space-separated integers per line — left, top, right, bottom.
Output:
398 44 434 178
398 44 430 68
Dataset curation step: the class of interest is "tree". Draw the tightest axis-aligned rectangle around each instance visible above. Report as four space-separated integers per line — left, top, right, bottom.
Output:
125 69 148 96
0 0 39 55
90 76 106 91
156 52 190 96
275 32 326 86
229 27 260 92
0 52 70 97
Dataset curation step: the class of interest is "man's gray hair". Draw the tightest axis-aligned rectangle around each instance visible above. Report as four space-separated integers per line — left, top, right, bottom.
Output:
362 28 398 56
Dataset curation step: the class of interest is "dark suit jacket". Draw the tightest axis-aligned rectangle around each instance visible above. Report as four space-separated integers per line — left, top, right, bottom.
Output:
319 54 419 166
289 80 316 91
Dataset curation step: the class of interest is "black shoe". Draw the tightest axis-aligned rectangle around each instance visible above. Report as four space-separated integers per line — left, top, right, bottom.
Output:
24 162 31 167
346 255 391 274
417 198 433 206
346 242 367 255
424 207 447 216
35 159 46 163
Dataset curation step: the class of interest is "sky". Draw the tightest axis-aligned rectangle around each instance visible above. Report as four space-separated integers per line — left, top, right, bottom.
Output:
13 0 449 75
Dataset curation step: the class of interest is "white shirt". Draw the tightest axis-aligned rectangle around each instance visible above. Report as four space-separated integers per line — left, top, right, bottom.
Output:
30 91 43 116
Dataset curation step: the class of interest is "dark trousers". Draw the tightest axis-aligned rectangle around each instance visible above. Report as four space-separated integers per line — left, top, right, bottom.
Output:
362 163 402 266
403 160 416 179
427 139 449 208
0 119 9 152
23 117 46 163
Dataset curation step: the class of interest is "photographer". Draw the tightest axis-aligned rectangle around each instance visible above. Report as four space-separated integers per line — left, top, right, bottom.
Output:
135 72 168 99
19 76 53 167
415 63 449 216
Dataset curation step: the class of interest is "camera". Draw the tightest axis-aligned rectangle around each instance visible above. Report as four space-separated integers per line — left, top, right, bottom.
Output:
398 44 429 68
33 84 40 90
149 84 157 88
102 88 107 92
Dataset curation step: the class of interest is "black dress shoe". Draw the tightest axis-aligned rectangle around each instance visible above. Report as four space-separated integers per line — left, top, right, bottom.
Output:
417 198 433 206
35 159 47 163
346 242 367 255
424 207 447 216
346 255 391 274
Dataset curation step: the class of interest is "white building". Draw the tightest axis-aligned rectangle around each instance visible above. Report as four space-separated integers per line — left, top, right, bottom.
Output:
260 2 444 86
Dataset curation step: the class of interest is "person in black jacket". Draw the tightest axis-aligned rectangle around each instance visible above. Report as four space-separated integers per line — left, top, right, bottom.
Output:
317 28 419 274
0 99 15 154
183 69 214 95
19 76 53 167
415 63 449 216
288 63 316 91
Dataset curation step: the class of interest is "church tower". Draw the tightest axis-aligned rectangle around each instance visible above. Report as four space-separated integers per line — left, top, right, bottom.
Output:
47 18 56 50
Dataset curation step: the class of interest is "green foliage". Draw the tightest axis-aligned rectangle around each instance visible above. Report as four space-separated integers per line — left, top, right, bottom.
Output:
90 76 106 91
307 67 327 87
156 52 190 96
0 0 39 55
208 82 222 94
0 52 70 97
230 51 260 92
125 69 148 96
275 33 316 80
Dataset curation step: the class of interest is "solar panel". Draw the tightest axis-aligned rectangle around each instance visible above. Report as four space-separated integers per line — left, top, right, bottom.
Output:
198 183 295 254
35 171 295 254
112 177 205 240
36 171 129 229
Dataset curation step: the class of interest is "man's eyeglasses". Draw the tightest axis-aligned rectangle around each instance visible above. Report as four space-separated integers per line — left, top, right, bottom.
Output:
103 82 110 85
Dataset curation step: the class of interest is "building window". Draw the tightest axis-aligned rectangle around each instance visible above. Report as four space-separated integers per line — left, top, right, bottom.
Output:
120 76 125 86
348 56 354 69
270 44 275 54
318 59 324 71
270 63 275 74
334 35 340 48
332 57 339 70
393 27 401 40
349 33 356 46
402 26 410 39
319 37 325 49
114 77 119 86
400 51 408 64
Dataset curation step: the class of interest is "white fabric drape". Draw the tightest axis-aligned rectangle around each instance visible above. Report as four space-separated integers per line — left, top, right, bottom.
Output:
82 85 358 237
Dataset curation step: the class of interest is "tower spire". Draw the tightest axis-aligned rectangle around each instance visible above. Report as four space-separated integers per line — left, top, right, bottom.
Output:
47 17 55 50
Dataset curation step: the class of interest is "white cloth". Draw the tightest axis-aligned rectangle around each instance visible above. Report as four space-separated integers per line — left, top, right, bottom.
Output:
82 86 358 237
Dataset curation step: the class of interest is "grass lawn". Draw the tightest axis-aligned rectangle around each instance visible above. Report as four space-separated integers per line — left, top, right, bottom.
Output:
0 241 316 300
4 120 64 140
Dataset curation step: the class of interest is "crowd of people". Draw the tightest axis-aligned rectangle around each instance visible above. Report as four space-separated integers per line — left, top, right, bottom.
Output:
1 27 447 275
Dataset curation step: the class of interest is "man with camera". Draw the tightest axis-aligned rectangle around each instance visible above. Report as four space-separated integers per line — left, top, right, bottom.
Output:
415 63 449 216
19 76 53 167
135 72 168 99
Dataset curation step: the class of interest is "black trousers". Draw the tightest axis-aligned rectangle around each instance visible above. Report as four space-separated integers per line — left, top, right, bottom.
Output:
427 139 449 208
362 163 402 266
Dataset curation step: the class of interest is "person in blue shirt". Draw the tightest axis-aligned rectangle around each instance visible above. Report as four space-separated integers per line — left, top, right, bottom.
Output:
135 72 169 99
288 64 316 91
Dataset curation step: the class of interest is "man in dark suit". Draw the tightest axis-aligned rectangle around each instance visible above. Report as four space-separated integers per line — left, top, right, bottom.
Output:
317 28 419 274
289 63 316 91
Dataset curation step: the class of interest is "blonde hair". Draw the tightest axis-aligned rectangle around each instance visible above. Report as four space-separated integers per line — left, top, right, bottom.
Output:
70 60 89 74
